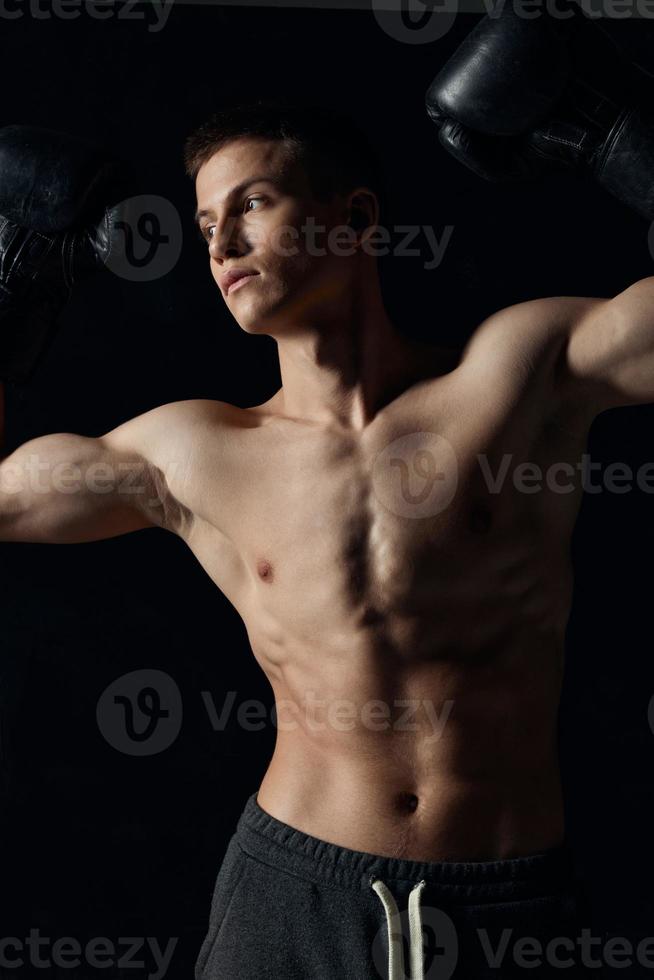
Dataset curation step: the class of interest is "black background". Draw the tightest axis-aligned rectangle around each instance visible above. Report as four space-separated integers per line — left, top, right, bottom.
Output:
1 2 654 977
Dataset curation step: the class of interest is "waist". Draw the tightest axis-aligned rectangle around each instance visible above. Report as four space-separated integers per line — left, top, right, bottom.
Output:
258 736 565 862
236 791 574 901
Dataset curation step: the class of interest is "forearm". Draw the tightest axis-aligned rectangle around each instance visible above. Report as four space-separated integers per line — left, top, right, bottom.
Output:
564 276 654 411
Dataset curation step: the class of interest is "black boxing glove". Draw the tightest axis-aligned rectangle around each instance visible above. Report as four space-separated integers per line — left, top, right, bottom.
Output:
425 3 654 220
0 125 130 384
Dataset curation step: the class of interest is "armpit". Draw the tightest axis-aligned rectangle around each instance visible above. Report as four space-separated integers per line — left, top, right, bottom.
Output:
117 456 194 536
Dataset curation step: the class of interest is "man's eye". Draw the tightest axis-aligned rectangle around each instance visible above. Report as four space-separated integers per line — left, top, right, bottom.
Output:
199 197 264 243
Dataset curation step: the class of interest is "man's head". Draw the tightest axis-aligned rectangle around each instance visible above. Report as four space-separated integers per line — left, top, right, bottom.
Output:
184 100 387 337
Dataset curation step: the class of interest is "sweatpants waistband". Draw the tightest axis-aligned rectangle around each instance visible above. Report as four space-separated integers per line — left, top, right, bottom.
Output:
235 793 576 902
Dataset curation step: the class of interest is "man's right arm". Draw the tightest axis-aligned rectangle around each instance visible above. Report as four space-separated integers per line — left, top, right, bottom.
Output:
0 126 205 545
0 396 198 545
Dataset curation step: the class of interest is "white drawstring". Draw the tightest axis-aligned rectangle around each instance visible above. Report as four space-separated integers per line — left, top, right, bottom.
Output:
371 878 427 980
407 879 428 980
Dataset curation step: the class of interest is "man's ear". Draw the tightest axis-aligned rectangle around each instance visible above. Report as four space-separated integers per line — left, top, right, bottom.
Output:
346 188 379 234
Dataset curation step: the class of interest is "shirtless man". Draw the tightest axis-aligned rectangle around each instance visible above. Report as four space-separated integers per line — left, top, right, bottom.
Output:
1 12 652 977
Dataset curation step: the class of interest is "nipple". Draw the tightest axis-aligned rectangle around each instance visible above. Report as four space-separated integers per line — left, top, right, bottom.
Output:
256 559 274 582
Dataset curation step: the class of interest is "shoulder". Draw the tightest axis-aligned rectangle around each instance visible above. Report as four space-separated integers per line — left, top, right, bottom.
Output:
99 398 249 535
111 397 244 431
459 295 606 389
463 296 601 359
101 398 247 456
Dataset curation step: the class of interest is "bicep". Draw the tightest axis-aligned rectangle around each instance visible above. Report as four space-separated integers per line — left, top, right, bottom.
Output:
0 431 158 544
565 278 654 412
0 397 222 544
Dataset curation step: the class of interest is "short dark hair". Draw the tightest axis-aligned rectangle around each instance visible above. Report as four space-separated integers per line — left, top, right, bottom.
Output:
183 99 387 216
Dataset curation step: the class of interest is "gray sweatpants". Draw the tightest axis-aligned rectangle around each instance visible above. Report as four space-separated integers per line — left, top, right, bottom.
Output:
195 792 595 980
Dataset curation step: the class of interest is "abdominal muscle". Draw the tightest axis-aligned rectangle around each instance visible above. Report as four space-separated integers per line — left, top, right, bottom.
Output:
255 628 566 863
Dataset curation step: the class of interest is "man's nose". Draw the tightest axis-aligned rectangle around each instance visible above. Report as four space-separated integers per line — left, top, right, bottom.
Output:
209 215 248 261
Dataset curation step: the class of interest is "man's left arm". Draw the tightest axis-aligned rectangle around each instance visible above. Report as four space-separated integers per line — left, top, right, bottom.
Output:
565 277 654 413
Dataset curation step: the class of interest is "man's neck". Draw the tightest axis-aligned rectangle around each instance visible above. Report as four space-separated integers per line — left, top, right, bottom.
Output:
272 284 451 430
275 327 409 431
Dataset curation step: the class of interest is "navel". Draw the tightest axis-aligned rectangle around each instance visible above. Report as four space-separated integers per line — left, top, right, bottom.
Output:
398 791 419 814
256 559 274 583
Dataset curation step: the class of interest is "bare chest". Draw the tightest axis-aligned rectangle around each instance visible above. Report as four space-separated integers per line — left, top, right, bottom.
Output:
183 381 586 642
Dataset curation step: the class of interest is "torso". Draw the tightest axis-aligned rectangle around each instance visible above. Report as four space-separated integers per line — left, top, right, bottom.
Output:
161 301 596 860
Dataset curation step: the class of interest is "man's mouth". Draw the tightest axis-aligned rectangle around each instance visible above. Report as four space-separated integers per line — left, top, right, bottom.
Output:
227 273 258 295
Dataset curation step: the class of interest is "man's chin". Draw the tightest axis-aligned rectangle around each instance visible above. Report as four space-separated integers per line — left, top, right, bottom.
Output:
234 312 276 336
235 297 294 336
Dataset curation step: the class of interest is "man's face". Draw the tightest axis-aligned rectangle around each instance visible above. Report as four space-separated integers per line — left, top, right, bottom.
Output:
194 137 356 335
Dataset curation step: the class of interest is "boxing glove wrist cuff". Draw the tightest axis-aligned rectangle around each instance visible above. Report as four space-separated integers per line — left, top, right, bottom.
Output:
593 101 654 221
0 126 132 385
